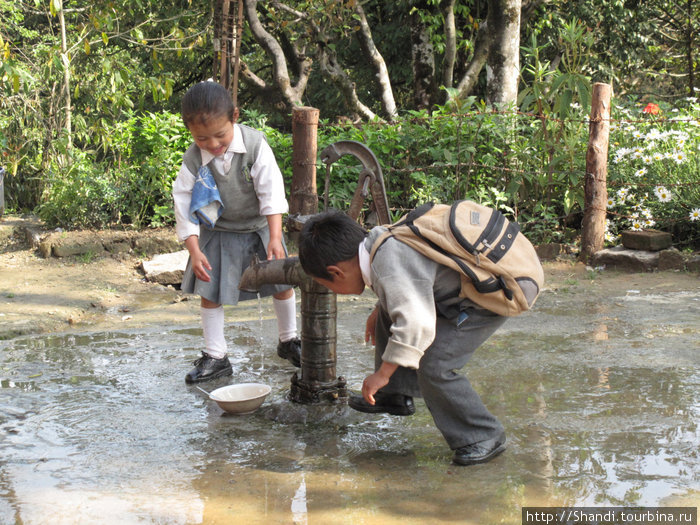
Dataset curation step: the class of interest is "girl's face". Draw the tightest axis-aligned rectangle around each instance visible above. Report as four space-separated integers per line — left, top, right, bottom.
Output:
188 113 236 157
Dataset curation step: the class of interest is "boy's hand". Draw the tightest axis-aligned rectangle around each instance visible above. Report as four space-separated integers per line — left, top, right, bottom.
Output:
362 372 389 405
365 307 379 345
361 361 398 404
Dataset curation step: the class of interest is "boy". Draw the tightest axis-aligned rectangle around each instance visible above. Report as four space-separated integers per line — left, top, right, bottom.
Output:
298 210 508 466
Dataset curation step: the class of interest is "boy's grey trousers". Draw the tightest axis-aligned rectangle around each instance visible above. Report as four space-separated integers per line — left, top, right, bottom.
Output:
375 307 507 450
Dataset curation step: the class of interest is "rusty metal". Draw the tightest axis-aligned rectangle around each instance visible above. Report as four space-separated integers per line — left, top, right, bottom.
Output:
320 140 391 225
241 141 390 405
239 257 347 405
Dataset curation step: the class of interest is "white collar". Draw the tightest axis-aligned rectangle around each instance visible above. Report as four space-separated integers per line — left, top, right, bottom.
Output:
358 240 373 290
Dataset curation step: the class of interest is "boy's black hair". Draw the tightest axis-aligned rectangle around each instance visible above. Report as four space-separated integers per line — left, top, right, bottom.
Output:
298 210 368 280
181 81 235 128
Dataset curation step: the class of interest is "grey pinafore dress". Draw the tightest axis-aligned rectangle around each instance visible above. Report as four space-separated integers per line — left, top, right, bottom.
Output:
180 125 291 305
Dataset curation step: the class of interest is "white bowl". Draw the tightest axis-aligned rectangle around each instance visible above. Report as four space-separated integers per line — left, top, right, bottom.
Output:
209 383 271 415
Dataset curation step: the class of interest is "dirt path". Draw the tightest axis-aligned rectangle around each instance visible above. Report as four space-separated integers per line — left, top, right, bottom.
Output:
0 217 196 338
1 215 698 340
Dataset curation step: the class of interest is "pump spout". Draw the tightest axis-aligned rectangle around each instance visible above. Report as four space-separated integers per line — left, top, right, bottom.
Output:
239 256 310 293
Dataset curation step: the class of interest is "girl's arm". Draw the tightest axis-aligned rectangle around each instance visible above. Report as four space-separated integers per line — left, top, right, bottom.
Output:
266 213 285 260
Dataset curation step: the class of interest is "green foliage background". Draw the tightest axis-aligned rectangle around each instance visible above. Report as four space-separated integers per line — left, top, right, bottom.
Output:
1 0 698 247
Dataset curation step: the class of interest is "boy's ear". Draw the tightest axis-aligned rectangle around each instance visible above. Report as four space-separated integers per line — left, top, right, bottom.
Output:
325 265 344 281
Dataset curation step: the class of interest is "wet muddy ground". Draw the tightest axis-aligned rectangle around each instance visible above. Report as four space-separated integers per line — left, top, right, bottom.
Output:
1 223 699 524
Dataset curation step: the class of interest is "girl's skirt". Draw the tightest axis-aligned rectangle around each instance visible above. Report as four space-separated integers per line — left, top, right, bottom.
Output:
181 226 291 305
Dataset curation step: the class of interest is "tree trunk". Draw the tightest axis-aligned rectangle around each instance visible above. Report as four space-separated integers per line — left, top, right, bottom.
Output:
318 49 377 121
580 83 612 262
441 0 457 89
687 0 695 95
57 0 72 149
243 0 310 108
485 0 521 106
455 19 493 99
410 1 436 109
353 3 397 119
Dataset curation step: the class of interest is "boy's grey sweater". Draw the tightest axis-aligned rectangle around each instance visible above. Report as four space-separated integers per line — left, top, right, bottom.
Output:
365 226 483 370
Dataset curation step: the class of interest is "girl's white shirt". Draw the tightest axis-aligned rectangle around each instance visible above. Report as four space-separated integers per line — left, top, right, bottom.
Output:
173 124 289 241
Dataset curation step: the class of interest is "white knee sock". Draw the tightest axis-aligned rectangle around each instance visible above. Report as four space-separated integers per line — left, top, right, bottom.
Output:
273 291 298 342
201 306 227 359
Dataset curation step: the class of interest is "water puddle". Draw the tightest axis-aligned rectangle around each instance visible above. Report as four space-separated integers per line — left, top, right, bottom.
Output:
1 287 698 524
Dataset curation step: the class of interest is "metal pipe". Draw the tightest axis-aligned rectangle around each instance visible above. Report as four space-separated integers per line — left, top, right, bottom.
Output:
239 257 347 405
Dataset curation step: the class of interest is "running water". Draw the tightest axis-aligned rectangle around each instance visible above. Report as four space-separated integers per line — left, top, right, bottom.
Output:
256 292 265 371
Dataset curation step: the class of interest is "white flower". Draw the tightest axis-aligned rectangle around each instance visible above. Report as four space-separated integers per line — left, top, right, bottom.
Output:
642 155 653 164
632 130 643 139
673 151 687 164
641 208 653 219
652 152 665 161
634 168 647 177
654 186 673 202
617 188 630 201
646 129 662 140
605 231 617 243
630 219 643 231
690 208 700 221
606 197 616 208
644 218 656 228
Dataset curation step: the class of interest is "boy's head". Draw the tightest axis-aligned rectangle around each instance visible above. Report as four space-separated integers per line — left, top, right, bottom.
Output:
182 81 239 157
298 210 368 295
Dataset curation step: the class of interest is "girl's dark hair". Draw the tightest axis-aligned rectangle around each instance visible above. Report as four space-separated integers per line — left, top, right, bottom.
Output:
181 81 235 128
298 210 368 280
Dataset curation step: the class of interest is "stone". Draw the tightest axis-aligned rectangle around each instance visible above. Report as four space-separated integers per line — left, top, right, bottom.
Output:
133 233 181 256
140 250 189 285
621 229 672 251
686 256 700 273
590 245 659 272
657 248 686 271
535 243 566 260
51 233 106 258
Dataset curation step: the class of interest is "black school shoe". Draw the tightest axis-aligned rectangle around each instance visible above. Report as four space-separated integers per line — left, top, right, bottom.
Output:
185 353 233 384
348 391 415 416
452 432 506 466
277 337 301 367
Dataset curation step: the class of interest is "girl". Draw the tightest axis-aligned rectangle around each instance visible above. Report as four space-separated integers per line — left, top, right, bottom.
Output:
172 81 300 383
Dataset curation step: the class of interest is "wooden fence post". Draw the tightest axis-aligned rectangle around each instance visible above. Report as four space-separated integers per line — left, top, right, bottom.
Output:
580 82 612 262
290 107 320 216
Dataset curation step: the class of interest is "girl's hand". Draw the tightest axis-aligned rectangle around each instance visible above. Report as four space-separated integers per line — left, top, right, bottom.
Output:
191 250 212 282
185 235 212 282
267 238 285 260
365 306 379 345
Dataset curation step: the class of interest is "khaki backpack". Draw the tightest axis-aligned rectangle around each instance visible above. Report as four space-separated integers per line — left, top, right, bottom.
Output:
369 201 545 317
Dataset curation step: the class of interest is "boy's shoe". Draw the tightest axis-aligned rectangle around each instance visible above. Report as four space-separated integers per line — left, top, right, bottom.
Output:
185 353 232 384
277 338 301 367
348 392 415 416
452 432 506 466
